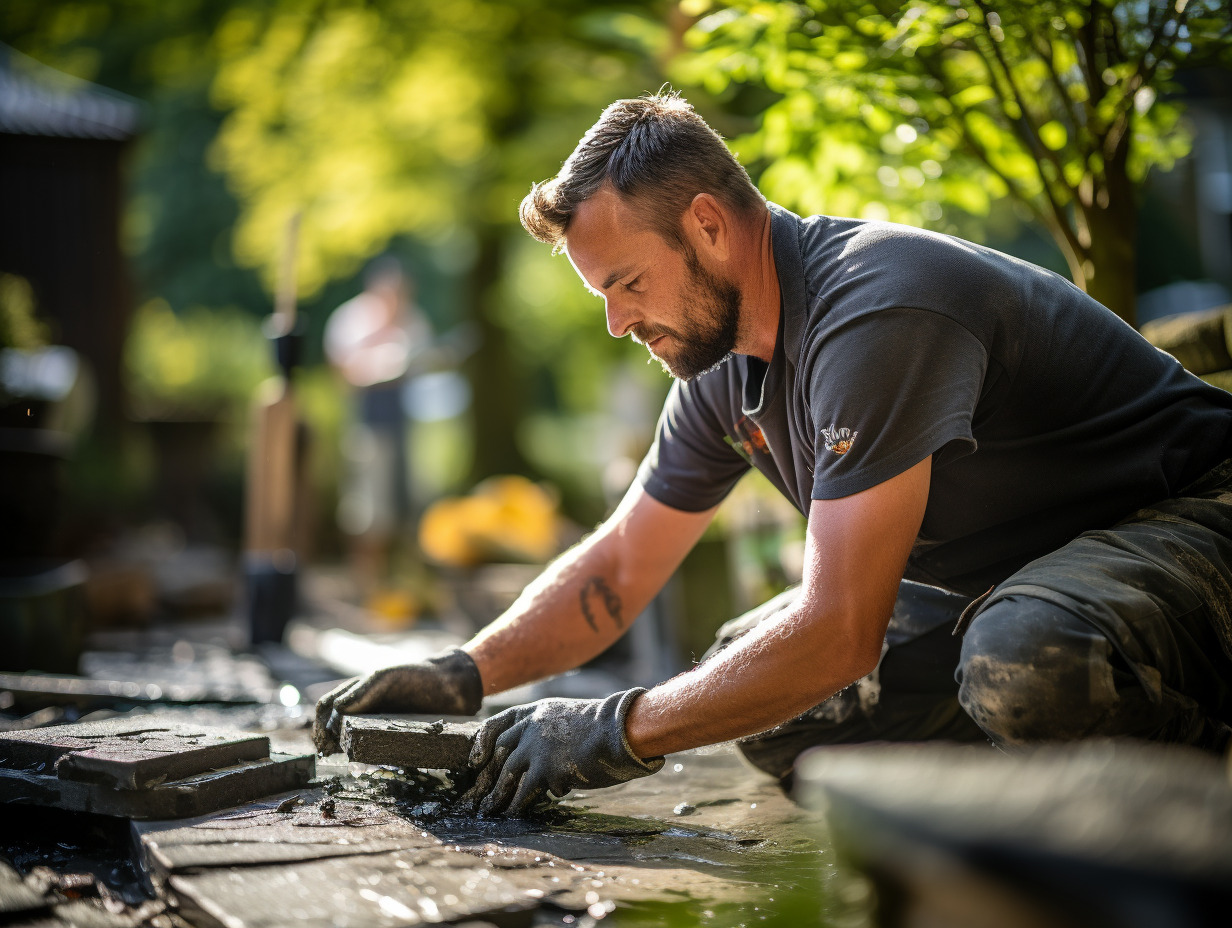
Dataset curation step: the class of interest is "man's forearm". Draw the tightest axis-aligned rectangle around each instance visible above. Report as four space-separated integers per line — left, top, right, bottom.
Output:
624 596 887 758
462 530 658 695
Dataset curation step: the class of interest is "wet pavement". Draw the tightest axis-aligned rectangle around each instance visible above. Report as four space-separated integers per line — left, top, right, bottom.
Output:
1 712 871 927
0 600 871 927
141 734 863 927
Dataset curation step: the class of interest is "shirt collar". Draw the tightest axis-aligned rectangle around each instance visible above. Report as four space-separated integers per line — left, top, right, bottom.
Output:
768 201 807 363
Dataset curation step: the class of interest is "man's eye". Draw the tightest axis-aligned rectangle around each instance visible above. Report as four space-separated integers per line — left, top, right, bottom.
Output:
625 276 643 292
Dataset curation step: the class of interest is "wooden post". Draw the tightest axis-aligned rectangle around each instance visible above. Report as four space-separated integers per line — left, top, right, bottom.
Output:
244 211 304 643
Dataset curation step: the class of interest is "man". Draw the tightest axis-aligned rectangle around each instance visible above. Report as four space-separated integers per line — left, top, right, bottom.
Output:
324 257 431 597
315 92 1232 816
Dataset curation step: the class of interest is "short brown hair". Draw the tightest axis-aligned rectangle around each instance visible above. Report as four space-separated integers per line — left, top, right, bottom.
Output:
520 90 764 253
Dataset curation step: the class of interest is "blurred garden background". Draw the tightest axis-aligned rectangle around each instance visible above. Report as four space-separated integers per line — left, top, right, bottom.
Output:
1 0 1230 670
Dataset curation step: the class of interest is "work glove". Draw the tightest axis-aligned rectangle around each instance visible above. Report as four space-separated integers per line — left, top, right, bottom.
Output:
460 688 665 816
312 648 483 754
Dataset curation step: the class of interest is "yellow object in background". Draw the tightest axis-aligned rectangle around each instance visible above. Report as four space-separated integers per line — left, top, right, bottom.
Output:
365 588 420 626
419 475 560 568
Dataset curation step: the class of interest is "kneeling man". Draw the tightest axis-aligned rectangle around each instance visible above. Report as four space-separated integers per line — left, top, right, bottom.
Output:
316 92 1232 815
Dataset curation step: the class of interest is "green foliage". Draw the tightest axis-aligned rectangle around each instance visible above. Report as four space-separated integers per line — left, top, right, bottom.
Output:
206 0 667 299
123 298 272 420
673 0 1231 318
3 0 675 498
0 274 49 350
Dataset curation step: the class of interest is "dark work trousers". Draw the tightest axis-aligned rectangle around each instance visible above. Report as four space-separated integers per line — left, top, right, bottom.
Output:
714 458 1232 782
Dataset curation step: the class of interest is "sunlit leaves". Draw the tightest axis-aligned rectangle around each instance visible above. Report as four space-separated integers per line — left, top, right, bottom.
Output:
673 0 1229 260
209 2 498 295
206 0 666 315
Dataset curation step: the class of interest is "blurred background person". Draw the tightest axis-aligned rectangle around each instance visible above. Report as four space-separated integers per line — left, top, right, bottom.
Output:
324 256 431 599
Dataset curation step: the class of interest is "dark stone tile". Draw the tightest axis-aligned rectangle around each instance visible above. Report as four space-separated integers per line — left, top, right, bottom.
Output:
0 718 270 789
165 850 548 928
795 741 1232 928
0 753 314 820
342 717 480 771
795 741 1232 880
135 790 442 877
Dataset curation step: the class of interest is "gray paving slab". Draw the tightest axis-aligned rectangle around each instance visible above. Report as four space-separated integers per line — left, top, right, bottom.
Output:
341 716 480 771
127 744 829 926
0 752 314 820
166 849 563 928
795 740 1232 880
795 741 1232 928
136 790 443 877
0 718 270 789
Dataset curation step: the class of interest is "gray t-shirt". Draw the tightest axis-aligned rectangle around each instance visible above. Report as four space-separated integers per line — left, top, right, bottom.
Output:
637 203 1232 596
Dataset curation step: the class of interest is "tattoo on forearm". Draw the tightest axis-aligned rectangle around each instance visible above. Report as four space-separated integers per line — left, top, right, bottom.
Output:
579 577 624 632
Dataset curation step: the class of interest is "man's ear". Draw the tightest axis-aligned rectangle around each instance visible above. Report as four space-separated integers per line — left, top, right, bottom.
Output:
685 193 730 261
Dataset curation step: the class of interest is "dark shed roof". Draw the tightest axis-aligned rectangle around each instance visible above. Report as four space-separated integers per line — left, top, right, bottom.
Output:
0 44 140 141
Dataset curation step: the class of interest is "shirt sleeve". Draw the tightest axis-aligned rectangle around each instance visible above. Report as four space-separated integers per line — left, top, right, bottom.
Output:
636 377 750 512
809 307 987 500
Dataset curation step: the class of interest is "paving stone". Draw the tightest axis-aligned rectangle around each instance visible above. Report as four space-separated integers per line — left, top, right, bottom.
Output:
341 717 480 771
795 741 1232 928
135 790 443 876
124 743 823 925
0 718 270 789
165 849 547 928
0 753 314 820
795 740 1232 880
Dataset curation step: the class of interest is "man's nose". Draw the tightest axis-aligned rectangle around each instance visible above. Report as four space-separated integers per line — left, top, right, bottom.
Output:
605 297 638 339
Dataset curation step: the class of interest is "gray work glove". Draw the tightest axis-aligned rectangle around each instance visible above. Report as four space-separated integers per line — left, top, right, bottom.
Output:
460 688 665 816
312 648 483 754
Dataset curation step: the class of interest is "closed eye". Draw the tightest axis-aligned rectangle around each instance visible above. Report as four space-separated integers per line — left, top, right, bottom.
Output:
624 274 643 292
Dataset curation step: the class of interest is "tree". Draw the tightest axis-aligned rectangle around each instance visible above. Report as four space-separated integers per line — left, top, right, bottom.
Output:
207 0 668 479
3 0 672 486
674 0 1232 325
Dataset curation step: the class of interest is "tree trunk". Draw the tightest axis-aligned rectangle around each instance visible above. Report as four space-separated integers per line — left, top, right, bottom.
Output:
1080 206 1138 327
1074 144 1139 327
465 225 531 482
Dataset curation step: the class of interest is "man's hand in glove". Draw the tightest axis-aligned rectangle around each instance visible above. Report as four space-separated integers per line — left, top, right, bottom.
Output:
313 648 483 754
461 688 665 816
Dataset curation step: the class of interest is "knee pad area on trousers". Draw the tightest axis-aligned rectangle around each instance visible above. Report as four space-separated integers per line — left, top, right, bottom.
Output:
956 594 1121 746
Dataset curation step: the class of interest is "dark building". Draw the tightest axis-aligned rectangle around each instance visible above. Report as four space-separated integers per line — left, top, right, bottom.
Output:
0 44 140 426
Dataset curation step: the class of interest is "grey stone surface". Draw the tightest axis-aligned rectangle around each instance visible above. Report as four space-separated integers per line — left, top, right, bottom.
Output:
0 753 314 820
0 718 270 789
795 740 1232 880
342 717 480 771
796 741 1232 928
127 745 828 927
166 850 546 928
136 790 442 876
0 642 279 711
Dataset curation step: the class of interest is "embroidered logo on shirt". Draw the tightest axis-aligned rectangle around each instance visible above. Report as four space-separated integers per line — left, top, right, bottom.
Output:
821 426 858 455
724 416 768 463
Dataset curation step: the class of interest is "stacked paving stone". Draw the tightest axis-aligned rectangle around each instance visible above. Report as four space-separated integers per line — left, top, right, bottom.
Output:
341 716 481 771
1140 303 1232 391
0 718 313 819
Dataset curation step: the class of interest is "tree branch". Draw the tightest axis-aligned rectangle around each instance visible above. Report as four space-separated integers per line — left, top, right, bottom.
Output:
1076 10 1104 110
915 43 1083 268
1105 2 1191 160
967 1 1079 207
1031 30 1085 136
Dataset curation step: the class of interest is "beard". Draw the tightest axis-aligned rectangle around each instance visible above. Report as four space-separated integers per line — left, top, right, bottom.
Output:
633 248 741 381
